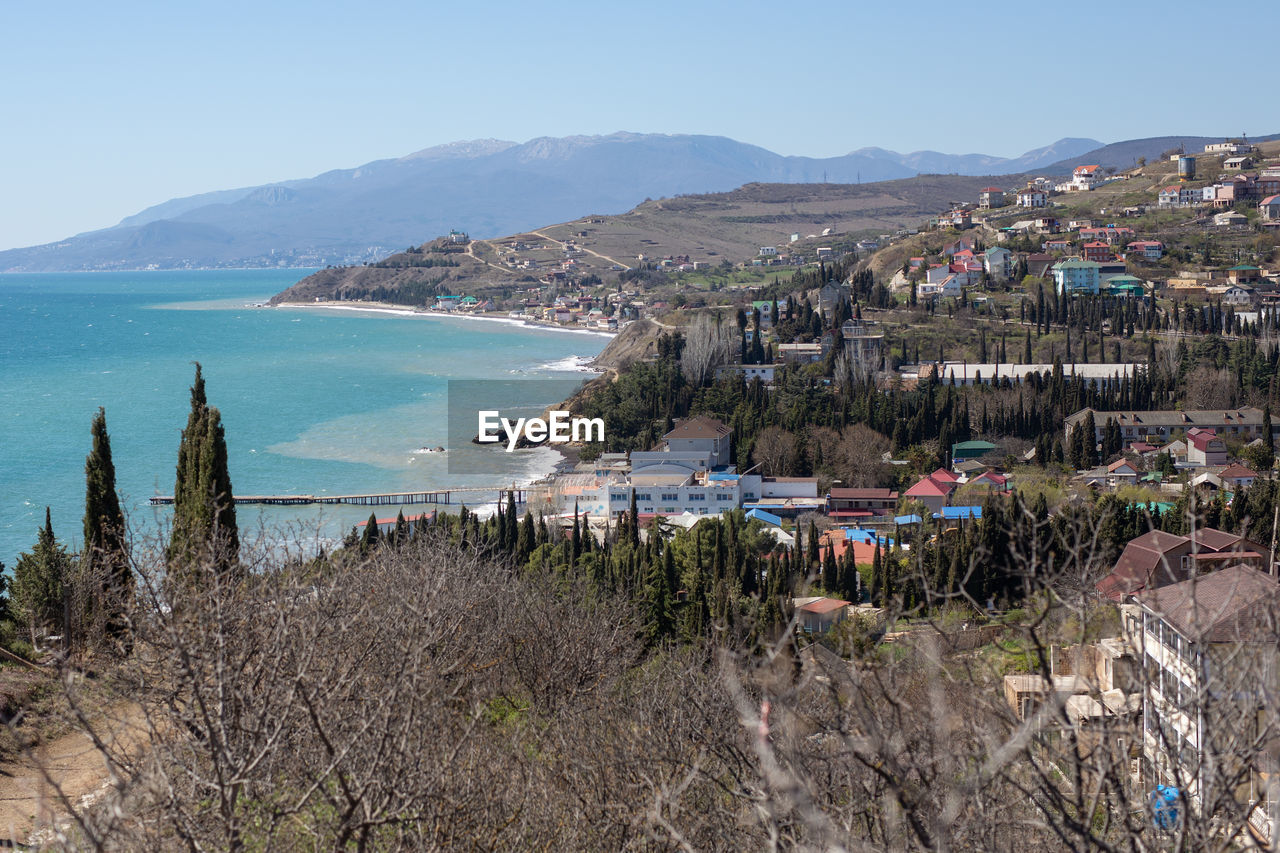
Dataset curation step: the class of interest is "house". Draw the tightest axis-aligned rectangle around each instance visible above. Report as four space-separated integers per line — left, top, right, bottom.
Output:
792 597 851 633
1104 274 1148 298
1017 189 1048 208
979 187 1006 208
827 487 899 520
1204 141 1251 155
1158 185 1201 207
759 246 778 257
1214 210 1249 227
1218 464 1259 489
1224 155 1253 170
1222 285 1258 307
663 417 733 467
841 318 884 369
1186 429 1229 466
1095 528 1267 601
904 471 958 514
1051 259 1102 295
952 439 998 462
1126 240 1164 260
715 364 781 383
1260 195 1280 222
1127 565 1280 834
1106 458 1140 485
777 342 824 364
1227 264 1262 285
1025 252 1055 278
983 246 1013 279
1079 226 1135 244
1070 165 1102 191
1043 239 1072 253
1082 241 1112 262
967 470 1010 492
942 236 977 257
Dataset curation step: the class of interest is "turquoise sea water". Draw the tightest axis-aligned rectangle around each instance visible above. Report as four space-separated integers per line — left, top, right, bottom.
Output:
0 270 606 567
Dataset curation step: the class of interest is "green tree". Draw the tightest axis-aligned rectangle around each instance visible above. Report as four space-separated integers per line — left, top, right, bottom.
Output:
12 508 73 647
518 511 536 565
360 512 381 553
83 407 131 640
168 364 239 581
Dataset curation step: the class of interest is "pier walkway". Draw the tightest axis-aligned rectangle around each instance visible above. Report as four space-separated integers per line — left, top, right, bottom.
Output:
149 486 528 507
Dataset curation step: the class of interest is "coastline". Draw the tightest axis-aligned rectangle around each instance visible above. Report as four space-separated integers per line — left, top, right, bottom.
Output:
273 300 618 339
271 300 605 523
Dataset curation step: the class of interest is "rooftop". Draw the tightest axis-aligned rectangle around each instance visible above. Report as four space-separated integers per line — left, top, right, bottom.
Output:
1138 565 1280 644
663 416 732 441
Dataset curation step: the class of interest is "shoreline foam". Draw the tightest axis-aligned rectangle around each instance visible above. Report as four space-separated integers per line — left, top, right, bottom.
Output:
274 300 617 339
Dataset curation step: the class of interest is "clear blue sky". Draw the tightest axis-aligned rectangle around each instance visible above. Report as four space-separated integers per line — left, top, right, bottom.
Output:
1 0 1273 251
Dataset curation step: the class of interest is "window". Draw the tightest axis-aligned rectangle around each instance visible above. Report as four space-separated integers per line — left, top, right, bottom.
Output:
635 493 651 501
718 494 733 501
661 493 678 502
689 494 706 502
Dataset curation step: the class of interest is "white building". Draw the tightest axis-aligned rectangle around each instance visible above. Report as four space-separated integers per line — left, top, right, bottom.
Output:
1127 566 1280 838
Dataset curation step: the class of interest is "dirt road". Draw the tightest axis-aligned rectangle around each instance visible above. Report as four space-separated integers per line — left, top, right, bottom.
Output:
0 705 147 845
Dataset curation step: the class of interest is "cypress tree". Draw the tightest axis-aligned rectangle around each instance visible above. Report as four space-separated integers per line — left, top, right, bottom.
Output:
518 511 536 564
628 489 640 548
643 555 674 644
393 510 409 546
12 509 72 647
822 540 838 592
360 512 380 553
505 491 518 552
167 364 239 581
83 407 131 641
871 544 883 606
807 519 820 568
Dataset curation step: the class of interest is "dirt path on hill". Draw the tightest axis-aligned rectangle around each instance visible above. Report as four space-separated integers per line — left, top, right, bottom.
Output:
464 240 511 274
0 703 149 845
529 230 630 270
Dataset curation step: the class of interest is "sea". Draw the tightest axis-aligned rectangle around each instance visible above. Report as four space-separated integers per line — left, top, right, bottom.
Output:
0 270 607 568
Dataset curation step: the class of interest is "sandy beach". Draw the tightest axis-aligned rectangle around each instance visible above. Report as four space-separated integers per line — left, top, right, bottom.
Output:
273 300 618 339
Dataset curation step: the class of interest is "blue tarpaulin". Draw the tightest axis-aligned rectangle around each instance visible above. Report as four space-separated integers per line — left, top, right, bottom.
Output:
746 508 783 527
1150 785 1179 829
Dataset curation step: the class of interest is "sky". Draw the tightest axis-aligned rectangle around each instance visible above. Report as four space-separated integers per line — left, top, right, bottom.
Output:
1 0 1275 251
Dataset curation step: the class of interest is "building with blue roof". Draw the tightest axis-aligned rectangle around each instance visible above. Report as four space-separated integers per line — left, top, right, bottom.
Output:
936 506 983 521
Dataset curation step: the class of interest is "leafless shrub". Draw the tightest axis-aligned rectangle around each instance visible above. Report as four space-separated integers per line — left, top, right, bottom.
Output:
35 508 1280 851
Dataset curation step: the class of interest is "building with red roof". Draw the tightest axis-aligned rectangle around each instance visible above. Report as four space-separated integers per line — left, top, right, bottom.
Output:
792 596 852 633
1096 528 1266 601
1186 429 1228 467
1261 194 1280 222
905 473 956 514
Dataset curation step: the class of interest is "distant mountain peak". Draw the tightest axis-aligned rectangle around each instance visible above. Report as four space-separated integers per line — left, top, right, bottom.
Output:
7 130 1273 272
399 138 517 161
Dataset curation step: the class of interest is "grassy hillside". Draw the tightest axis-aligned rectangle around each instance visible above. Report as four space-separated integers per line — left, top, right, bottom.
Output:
271 174 1022 304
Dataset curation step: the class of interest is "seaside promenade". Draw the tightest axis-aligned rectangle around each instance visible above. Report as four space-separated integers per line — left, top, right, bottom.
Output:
150 486 528 508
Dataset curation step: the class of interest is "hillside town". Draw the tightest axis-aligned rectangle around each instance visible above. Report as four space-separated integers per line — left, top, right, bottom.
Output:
14 135 1280 849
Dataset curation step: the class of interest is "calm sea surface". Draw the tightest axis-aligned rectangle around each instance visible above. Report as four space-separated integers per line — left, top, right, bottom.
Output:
0 270 606 567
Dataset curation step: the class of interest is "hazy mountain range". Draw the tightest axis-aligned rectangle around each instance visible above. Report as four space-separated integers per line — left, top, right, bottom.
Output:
0 131 1262 272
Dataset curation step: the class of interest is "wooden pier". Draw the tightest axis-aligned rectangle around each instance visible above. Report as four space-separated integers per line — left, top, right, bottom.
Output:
149 487 527 508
